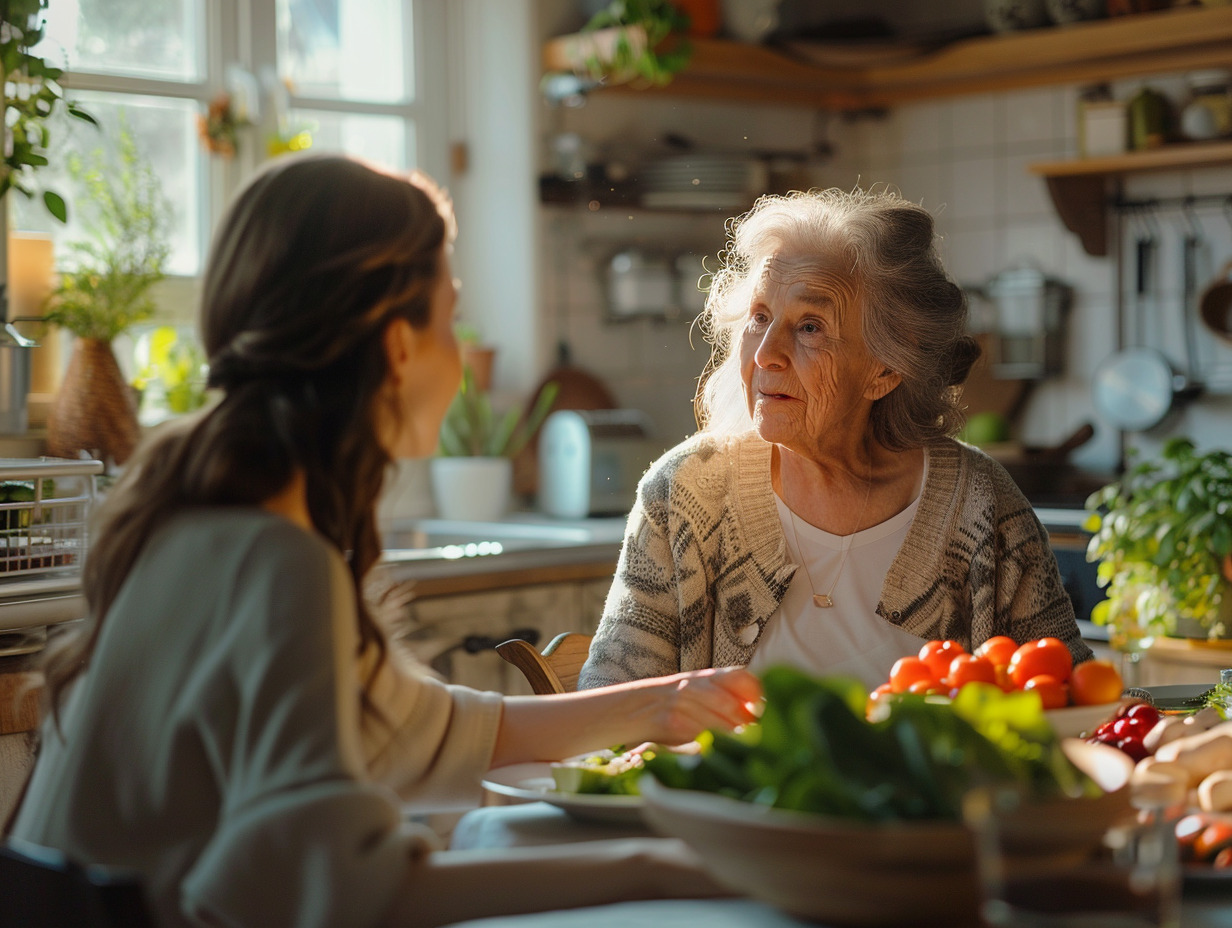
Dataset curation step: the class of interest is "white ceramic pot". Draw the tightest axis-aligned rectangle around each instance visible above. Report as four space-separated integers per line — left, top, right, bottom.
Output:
430 456 512 522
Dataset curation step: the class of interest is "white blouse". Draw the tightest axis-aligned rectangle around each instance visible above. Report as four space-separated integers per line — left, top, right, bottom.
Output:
748 490 927 688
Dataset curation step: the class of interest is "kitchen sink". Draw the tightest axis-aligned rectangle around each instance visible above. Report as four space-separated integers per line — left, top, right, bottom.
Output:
381 515 626 563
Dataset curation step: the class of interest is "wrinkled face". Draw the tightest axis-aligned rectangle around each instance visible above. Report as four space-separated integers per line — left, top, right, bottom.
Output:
386 249 462 459
738 251 895 457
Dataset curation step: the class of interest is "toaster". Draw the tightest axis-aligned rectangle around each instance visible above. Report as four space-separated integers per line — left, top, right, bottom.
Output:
537 409 662 519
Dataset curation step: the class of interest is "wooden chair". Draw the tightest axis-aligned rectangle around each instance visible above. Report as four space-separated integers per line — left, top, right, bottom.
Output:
0 838 156 928
495 633 593 694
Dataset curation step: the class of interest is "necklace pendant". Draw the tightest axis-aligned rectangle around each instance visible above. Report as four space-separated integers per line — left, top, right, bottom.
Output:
813 593 834 608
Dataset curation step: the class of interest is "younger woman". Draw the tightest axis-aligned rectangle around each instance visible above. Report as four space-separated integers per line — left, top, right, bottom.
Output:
7 154 760 928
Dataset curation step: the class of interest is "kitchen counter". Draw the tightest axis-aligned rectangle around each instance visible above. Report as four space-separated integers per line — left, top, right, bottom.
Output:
376 513 625 598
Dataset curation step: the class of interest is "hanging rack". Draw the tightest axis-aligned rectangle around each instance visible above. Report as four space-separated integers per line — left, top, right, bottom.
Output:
1112 192 1232 213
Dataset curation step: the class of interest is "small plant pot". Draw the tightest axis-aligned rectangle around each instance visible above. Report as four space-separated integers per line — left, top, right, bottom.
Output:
430 456 512 522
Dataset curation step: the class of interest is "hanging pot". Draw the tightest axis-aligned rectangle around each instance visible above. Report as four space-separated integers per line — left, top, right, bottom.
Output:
1199 258 1232 347
1092 229 1201 432
46 338 139 465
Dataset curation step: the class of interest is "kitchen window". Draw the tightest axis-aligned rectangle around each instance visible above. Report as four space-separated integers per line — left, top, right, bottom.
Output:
15 0 446 299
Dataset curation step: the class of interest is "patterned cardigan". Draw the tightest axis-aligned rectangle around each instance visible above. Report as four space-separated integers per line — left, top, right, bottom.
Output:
577 431 1093 688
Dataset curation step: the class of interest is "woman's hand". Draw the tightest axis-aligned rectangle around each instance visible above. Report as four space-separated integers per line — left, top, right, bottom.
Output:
493 666 763 767
620 667 763 747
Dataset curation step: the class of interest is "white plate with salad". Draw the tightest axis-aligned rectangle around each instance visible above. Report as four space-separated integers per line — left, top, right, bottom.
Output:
482 752 646 824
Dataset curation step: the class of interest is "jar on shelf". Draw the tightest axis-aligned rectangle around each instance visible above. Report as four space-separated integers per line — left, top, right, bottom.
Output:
1128 85 1169 151
1180 70 1232 142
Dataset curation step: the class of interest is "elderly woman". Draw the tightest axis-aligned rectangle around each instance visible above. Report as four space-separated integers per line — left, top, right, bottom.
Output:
579 188 1092 690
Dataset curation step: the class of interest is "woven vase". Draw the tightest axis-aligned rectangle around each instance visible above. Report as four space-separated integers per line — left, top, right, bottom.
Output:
46 338 139 466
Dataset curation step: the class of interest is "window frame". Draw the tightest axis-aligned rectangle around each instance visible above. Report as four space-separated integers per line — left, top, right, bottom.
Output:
54 0 449 291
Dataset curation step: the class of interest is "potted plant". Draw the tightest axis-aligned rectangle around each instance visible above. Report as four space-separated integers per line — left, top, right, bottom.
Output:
431 368 558 521
1084 438 1232 649
42 126 172 466
550 0 693 90
0 0 96 222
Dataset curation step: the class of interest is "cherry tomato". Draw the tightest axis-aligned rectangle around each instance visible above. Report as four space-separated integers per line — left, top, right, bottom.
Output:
946 654 997 689
1214 847 1232 869
1123 703 1160 727
1008 638 1073 688
1116 737 1149 762
919 640 966 681
906 679 944 695
890 656 937 693
1068 659 1124 706
1193 822 1232 862
974 635 1018 667
1023 673 1069 710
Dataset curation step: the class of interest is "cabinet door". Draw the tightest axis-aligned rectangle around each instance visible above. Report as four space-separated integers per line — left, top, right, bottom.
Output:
394 584 583 695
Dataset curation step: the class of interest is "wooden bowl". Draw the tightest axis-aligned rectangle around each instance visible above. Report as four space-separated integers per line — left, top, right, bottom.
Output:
639 740 1134 928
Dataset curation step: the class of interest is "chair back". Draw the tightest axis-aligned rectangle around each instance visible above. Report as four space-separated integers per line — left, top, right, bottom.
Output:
496 633 593 694
0 838 156 928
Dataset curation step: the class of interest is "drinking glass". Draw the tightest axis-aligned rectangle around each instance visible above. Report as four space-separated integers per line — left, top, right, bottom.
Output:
963 787 1181 928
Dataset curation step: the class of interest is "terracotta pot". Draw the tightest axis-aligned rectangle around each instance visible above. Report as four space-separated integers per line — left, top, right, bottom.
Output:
46 338 139 466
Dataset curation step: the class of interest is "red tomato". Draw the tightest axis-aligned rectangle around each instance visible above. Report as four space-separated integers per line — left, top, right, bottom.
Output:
919 640 966 681
993 665 1016 692
866 683 895 720
1008 638 1073 688
1069 659 1124 706
974 635 1018 667
946 654 997 689
1023 673 1069 710
889 656 937 693
906 679 944 695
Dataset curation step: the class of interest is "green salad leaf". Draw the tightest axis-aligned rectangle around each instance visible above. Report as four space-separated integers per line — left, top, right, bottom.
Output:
644 667 1100 822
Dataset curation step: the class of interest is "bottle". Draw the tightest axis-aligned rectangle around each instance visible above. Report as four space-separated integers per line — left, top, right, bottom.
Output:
1128 85 1169 151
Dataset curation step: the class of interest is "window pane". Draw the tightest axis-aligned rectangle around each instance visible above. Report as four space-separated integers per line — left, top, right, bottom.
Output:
291 110 411 172
10 92 203 278
38 0 202 82
277 0 409 103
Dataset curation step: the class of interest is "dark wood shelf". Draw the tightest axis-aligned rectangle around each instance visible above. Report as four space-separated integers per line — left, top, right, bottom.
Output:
1028 141 1232 256
544 6 1232 111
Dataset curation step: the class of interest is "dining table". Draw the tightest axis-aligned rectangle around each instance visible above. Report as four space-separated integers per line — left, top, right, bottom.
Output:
441 799 1232 928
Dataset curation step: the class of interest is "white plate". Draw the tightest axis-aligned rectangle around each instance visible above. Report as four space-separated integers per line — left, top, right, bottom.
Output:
1046 700 1124 738
481 762 644 824
1141 683 1213 711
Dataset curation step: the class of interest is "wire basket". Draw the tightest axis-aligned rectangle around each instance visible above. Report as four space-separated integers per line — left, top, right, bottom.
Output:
0 458 104 580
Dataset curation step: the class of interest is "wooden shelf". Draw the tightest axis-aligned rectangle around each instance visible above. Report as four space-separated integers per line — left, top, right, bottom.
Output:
1028 141 1232 256
544 6 1232 110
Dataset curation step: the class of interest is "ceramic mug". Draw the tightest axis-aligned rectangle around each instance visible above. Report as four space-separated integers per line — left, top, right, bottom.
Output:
1200 259 1232 347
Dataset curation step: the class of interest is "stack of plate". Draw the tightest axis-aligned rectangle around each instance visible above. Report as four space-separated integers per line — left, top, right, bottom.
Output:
638 154 766 210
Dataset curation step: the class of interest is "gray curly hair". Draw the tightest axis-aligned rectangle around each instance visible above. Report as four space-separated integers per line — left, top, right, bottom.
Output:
694 187 980 451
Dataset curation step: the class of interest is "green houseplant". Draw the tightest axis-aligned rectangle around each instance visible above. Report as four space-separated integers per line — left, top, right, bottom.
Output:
42 126 172 466
0 0 96 221
431 368 558 521
551 0 693 90
1085 438 1232 648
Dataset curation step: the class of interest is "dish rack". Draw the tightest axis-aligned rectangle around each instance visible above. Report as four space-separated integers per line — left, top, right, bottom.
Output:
0 457 105 655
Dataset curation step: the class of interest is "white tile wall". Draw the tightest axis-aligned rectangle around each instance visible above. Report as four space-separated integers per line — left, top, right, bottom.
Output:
535 77 1232 470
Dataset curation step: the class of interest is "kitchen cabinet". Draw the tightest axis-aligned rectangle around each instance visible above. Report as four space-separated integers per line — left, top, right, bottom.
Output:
389 575 613 695
543 6 1232 112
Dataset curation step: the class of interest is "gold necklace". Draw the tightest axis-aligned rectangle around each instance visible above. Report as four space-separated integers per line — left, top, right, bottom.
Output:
785 462 873 609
